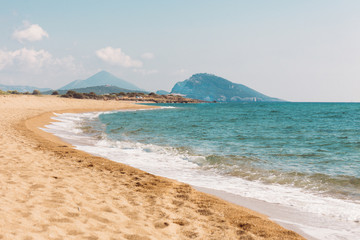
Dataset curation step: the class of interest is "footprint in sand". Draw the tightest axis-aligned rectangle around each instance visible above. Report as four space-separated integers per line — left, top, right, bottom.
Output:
154 221 169 229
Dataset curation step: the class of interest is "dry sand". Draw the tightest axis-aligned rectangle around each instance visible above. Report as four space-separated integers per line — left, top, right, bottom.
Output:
0 95 304 240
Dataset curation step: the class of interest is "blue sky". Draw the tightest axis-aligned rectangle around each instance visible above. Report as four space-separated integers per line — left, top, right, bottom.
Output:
0 0 360 101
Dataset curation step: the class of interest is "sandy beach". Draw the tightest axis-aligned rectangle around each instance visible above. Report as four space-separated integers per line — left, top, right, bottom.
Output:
0 95 304 240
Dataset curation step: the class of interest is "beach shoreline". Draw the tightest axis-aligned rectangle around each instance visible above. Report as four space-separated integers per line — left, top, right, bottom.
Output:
193 186 317 240
0 95 303 239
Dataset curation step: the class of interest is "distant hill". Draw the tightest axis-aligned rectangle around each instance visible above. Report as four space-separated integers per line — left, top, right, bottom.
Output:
156 90 170 95
59 71 142 91
171 73 282 102
0 83 51 93
43 85 147 95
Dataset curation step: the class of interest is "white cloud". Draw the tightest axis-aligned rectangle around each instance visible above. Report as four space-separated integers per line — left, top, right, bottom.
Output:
13 22 49 43
0 48 78 73
0 50 14 70
0 48 50 71
141 52 154 59
96 47 142 68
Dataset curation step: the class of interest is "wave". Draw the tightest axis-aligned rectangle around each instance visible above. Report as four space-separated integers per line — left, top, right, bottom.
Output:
42 111 360 225
199 154 360 200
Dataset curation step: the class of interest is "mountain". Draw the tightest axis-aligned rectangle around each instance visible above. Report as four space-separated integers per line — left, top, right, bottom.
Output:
156 90 170 95
42 85 147 95
171 73 282 102
59 71 141 91
0 83 51 92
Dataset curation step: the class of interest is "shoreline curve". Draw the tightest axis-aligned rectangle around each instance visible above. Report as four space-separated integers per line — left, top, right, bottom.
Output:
1 95 304 239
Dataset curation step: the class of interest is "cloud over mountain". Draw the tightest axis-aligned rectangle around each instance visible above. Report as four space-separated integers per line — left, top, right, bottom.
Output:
96 47 142 68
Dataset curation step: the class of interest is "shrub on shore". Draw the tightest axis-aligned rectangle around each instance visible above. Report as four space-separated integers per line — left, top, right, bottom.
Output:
60 90 202 103
1 88 200 103
61 90 103 100
7 90 20 94
32 90 41 95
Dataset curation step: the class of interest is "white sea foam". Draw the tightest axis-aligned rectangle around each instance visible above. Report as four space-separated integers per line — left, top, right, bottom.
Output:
43 111 360 240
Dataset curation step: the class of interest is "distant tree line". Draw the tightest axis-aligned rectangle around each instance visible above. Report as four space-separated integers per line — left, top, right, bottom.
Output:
0 89 42 95
0 89 203 103
60 90 202 103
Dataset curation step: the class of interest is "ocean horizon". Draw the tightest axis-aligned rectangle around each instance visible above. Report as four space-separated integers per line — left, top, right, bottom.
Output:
44 102 360 239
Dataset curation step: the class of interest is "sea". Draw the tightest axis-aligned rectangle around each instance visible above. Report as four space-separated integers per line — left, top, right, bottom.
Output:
44 102 360 239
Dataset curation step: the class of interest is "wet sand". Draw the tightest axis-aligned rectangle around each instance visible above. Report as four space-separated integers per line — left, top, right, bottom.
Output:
0 95 304 239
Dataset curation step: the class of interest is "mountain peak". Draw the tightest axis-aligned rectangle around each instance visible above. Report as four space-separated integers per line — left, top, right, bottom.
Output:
191 73 214 77
187 73 230 85
93 70 112 76
59 71 141 91
86 70 117 81
171 73 282 102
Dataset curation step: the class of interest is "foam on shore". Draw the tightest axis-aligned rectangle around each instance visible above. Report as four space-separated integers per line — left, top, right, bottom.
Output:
43 110 360 240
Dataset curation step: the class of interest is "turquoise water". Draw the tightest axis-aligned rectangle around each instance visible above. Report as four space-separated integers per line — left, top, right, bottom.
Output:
44 102 360 239
98 103 360 201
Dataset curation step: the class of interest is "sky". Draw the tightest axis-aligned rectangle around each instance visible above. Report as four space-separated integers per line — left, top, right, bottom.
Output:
1 0 360 102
